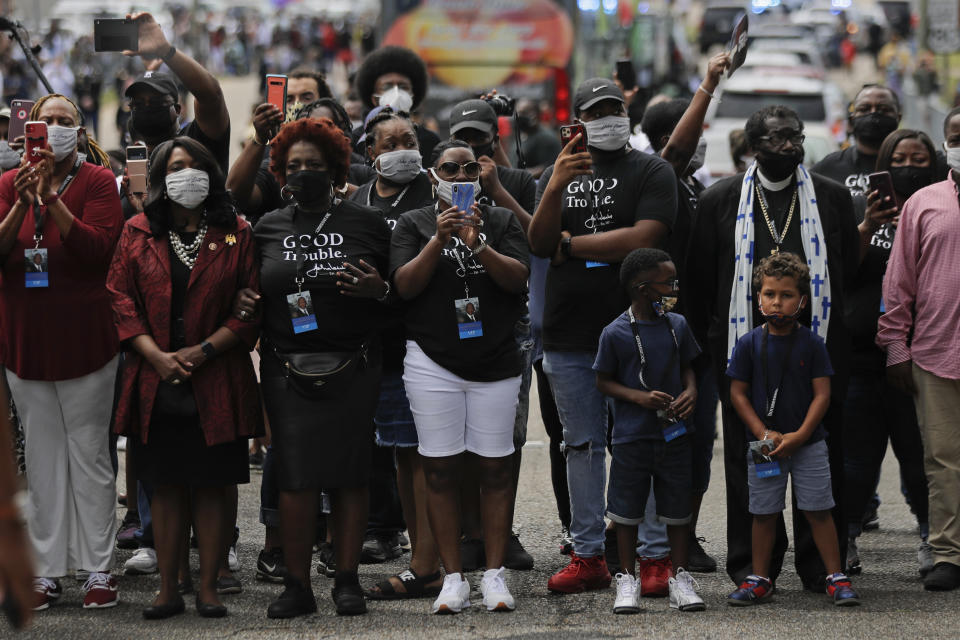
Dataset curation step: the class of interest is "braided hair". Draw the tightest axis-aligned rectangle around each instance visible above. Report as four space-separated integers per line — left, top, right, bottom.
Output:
29 94 111 168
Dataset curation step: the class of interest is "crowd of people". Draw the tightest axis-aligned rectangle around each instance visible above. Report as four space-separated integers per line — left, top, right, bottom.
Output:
1 8 960 630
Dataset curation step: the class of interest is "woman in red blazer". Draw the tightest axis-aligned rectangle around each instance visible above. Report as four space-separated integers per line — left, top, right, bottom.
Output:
108 137 262 620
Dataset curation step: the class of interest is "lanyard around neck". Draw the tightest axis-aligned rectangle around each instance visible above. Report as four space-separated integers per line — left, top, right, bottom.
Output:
293 202 336 293
367 182 410 210
627 307 680 391
33 155 83 247
761 324 798 421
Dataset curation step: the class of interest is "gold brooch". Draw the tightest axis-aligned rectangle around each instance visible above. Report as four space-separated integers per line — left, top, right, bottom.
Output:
225 234 237 246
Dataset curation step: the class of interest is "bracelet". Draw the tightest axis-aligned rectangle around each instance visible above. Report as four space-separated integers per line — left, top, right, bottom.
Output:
251 135 265 147
377 280 392 303
161 45 177 63
698 85 715 99
470 240 488 257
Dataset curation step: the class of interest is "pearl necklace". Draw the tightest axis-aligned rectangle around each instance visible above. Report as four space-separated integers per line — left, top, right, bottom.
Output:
169 220 208 270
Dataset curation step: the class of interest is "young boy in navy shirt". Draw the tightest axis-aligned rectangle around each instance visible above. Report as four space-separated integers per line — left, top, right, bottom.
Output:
726 252 860 607
593 248 704 614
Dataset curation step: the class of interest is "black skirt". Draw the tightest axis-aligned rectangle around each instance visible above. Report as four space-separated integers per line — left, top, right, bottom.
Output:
260 348 381 491
133 409 250 488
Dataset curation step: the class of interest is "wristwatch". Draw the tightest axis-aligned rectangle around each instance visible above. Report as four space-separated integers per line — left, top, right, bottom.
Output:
560 235 572 257
470 240 488 257
201 341 216 359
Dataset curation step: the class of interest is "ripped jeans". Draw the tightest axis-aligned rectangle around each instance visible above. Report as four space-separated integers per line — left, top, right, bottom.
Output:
542 350 610 558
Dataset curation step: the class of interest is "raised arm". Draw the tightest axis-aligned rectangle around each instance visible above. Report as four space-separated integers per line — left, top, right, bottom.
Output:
527 135 592 257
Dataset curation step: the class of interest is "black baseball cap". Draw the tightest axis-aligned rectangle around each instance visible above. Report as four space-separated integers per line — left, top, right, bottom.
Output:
449 99 498 137
574 78 625 112
125 71 179 101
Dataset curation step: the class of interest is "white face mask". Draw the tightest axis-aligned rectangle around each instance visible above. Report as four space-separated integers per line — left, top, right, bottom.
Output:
165 168 210 209
429 168 481 206
377 86 414 114
687 136 707 173
0 141 21 170
375 149 422 184
582 115 630 151
48 125 79 162
945 142 960 171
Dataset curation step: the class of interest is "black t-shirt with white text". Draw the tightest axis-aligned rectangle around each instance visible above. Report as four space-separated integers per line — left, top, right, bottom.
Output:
255 200 391 355
389 204 530 381
536 148 677 352
812 146 876 198
485 165 536 215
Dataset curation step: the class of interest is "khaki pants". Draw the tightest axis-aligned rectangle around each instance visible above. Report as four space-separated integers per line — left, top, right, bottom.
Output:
913 364 960 566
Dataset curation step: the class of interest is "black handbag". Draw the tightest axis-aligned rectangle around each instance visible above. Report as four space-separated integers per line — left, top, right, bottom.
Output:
153 380 198 416
271 342 369 399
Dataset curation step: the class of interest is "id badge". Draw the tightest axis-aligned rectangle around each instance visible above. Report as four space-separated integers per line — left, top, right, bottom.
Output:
585 261 609 268
455 296 483 339
287 291 318 334
24 248 48 288
658 411 687 441
750 439 781 478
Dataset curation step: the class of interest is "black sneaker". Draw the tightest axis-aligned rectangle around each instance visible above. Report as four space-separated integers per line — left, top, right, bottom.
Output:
266 576 317 619
504 533 534 571
332 576 367 616
249 449 264 468
360 534 402 564
461 537 486 572
924 562 960 591
316 542 336 577
559 527 573 556
256 548 286 583
862 502 880 531
216 575 243 595
687 535 718 573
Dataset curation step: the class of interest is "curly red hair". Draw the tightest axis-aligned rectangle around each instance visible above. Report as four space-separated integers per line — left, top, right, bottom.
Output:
269 117 351 188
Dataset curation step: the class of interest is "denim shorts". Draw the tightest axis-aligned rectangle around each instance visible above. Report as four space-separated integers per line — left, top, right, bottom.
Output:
747 438 835 515
374 369 418 448
606 436 693 525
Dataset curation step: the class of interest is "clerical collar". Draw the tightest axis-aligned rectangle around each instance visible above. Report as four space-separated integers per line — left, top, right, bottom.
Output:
756 169 793 192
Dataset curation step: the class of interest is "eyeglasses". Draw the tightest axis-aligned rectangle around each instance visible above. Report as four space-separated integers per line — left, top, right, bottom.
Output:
635 279 679 292
435 161 482 180
757 132 805 149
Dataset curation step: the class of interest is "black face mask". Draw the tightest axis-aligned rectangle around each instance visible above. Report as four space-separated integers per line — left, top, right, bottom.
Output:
517 114 539 132
889 165 933 198
131 105 176 140
852 113 899 146
472 142 495 160
286 170 332 209
757 149 803 181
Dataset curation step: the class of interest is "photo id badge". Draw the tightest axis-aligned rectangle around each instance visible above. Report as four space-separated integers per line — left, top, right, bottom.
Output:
287 291 318 334
585 261 609 268
658 411 687 442
749 439 781 478
455 296 483 340
24 248 48 288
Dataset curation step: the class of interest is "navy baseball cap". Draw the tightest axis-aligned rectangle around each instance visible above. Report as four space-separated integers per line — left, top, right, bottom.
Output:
449 99 498 136
125 71 179 101
574 78 625 112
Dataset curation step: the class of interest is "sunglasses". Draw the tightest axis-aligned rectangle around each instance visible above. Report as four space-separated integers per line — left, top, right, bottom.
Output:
435 161 482 180
634 279 680 292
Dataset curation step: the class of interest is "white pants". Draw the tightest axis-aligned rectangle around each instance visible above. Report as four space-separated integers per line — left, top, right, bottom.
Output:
403 341 520 458
6 356 119 577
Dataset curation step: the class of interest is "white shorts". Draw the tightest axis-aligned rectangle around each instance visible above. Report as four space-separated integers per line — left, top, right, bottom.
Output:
402 341 520 458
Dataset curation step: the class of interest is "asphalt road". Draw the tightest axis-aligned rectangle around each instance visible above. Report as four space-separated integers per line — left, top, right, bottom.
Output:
9 376 960 640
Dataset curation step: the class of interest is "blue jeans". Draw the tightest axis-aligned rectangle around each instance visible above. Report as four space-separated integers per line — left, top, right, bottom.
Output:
543 350 609 557
691 366 719 495
637 490 670 559
513 315 534 450
135 480 154 548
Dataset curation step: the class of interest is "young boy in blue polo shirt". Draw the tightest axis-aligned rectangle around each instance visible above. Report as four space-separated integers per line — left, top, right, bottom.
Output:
593 248 704 614
726 252 860 607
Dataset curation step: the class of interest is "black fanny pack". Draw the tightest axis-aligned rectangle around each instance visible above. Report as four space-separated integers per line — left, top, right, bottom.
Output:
269 341 369 399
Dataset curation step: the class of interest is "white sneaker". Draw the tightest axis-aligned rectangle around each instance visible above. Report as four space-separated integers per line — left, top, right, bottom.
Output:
480 566 515 612
432 573 471 614
124 547 158 575
613 572 641 614
919 539 935 577
228 545 240 572
669 567 705 612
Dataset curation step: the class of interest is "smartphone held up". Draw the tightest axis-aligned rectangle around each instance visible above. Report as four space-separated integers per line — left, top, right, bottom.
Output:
126 145 148 193
24 122 48 164
559 123 588 155
93 18 138 52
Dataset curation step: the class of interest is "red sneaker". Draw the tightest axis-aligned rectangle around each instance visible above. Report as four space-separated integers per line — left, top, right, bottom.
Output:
638 556 672 597
82 572 118 609
33 578 62 611
547 552 611 593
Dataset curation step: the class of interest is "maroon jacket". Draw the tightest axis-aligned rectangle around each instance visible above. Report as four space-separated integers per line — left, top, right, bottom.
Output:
107 213 263 446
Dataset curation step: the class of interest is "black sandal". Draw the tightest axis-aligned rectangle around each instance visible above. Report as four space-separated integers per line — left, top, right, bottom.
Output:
365 569 443 600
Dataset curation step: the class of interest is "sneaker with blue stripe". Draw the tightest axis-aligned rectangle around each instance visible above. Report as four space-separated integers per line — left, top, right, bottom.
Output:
727 574 773 606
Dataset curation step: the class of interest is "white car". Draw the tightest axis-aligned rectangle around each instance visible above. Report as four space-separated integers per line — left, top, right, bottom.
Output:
702 73 841 178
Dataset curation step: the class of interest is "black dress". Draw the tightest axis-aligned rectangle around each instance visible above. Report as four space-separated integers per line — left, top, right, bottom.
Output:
132 232 249 488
